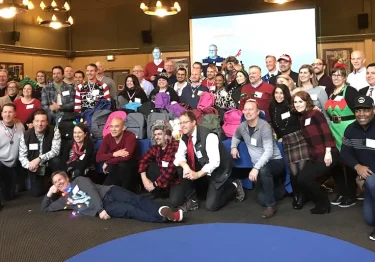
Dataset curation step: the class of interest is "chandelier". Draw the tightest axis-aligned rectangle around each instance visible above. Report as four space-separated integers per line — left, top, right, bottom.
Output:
140 1 181 17
37 0 73 29
0 0 34 19
264 0 295 3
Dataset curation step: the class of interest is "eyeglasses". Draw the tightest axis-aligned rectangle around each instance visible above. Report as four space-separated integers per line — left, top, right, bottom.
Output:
179 120 191 126
312 63 323 66
332 74 344 78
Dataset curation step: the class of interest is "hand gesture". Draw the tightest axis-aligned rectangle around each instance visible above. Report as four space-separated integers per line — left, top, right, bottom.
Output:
99 210 111 220
113 149 129 158
355 164 373 179
249 168 259 182
28 157 41 172
143 178 155 192
231 148 240 159
324 152 332 167
102 163 109 174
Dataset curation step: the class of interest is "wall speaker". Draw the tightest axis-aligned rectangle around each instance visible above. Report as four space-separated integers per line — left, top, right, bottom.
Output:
141 30 152 44
11 31 20 42
358 13 369 29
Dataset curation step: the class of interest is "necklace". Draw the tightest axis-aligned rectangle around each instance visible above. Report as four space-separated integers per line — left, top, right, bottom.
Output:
127 90 136 100
273 105 289 131
1 121 17 145
191 84 200 98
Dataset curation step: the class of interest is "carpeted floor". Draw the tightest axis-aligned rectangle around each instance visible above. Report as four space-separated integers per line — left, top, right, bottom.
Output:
0 190 374 262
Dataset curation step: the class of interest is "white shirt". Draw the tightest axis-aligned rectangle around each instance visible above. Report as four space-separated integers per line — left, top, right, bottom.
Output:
173 81 188 96
173 127 220 175
347 67 367 91
140 79 154 96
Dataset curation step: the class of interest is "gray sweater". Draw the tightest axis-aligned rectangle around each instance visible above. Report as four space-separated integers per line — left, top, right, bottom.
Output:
0 122 25 167
231 119 282 170
303 86 330 122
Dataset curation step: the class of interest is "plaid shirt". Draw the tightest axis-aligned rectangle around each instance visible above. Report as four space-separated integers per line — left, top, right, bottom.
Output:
299 110 337 162
41 82 76 113
138 139 180 188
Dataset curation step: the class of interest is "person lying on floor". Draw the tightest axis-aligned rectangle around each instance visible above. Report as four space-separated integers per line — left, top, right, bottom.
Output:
41 171 183 223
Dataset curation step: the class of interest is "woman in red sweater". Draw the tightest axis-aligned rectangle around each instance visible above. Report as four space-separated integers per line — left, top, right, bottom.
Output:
14 83 42 129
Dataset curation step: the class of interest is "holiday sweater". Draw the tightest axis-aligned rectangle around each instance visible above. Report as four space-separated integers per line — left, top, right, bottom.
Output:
74 80 110 113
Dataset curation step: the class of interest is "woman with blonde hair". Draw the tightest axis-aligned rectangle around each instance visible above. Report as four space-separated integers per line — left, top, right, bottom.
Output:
276 74 296 92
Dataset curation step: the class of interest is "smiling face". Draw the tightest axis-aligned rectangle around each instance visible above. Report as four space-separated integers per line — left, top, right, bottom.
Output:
158 78 168 89
293 95 307 112
215 75 224 89
243 101 259 122
312 59 325 75
86 65 97 81
33 113 48 134
1 105 16 125
52 173 70 192
265 56 276 72
64 67 74 80
176 69 186 82
23 84 33 98
366 66 375 86
73 126 87 144
0 71 8 87
206 67 216 80
298 68 312 84
152 48 161 60
7 82 18 96
179 115 195 136
236 72 246 85
274 87 285 103
279 59 291 73
355 108 375 126
332 71 346 87
110 118 125 138
249 67 261 85
74 72 84 86
36 72 46 84
153 129 166 146
351 51 365 71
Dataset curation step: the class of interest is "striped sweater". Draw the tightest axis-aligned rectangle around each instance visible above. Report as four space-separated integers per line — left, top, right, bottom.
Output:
74 80 110 113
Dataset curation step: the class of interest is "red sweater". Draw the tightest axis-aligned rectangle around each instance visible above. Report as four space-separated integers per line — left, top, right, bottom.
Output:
96 131 137 165
239 82 274 120
13 98 42 124
144 60 165 81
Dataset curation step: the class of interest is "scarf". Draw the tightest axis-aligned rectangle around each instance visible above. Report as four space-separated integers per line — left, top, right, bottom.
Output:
67 142 84 164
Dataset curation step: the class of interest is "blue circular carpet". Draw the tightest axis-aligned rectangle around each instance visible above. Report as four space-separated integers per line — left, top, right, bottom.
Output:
67 223 375 261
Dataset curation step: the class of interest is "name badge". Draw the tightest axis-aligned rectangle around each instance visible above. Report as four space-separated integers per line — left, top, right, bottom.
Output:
220 90 228 97
305 118 311 126
251 138 257 146
366 138 375 149
72 185 79 195
162 161 169 167
310 94 318 101
209 86 216 91
281 111 290 120
134 98 141 103
92 90 99 96
196 151 203 158
197 91 203 96
62 91 70 96
319 85 326 90
334 95 343 102
157 68 163 72
255 91 263 98
79 154 85 160
29 143 38 150
26 104 34 109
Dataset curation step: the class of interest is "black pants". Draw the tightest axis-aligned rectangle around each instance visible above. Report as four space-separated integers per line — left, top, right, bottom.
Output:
144 161 173 198
0 162 17 201
104 161 137 191
331 161 357 199
28 156 61 197
170 166 236 211
298 152 339 205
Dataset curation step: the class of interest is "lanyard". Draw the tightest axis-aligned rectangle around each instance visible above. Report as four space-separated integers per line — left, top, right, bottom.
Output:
1 121 16 144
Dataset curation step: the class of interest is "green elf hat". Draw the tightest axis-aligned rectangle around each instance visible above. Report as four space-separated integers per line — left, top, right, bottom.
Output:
19 77 38 89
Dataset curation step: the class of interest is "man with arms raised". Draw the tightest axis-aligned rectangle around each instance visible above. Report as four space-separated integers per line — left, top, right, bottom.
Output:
173 111 244 212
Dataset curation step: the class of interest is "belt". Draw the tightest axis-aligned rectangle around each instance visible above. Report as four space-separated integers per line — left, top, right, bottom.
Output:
329 115 355 123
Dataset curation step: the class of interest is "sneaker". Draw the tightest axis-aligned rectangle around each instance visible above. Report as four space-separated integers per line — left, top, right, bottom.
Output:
369 229 375 241
158 206 183 222
330 195 344 206
338 198 356 208
233 179 245 202
179 199 199 213
357 192 364 201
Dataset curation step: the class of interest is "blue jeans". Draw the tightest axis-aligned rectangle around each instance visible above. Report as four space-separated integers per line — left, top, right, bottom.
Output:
255 159 285 207
364 175 375 226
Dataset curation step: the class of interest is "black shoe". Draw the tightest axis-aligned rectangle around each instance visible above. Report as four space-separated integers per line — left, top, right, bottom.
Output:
338 198 356 208
310 204 330 214
369 229 375 241
294 194 307 210
233 179 245 202
330 195 344 206
179 199 199 213
357 192 364 201
292 195 298 209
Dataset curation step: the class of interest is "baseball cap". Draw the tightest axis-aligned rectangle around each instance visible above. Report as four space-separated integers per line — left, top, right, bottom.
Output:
277 54 292 63
354 95 374 109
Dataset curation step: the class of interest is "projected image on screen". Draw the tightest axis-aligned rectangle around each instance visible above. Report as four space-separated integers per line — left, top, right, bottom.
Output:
189 8 317 75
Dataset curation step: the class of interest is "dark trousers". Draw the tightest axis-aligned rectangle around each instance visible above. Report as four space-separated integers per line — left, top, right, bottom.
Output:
28 156 61 197
298 152 339 205
171 166 236 211
255 159 285 207
145 161 172 198
104 161 137 191
364 175 375 226
331 162 357 199
0 162 17 201
103 186 164 223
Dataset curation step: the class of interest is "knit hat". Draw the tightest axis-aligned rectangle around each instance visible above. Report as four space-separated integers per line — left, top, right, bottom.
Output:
19 77 38 89
151 120 173 145
225 56 239 64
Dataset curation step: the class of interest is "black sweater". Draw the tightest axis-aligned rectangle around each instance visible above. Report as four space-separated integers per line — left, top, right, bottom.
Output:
269 102 301 139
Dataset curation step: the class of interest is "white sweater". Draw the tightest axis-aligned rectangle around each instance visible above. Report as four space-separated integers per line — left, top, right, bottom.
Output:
0 122 25 167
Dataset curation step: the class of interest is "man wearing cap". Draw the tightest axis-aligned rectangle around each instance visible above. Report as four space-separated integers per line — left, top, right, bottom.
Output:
138 120 180 202
359 63 375 102
341 95 375 241
269 54 299 86
312 58 335 97
262 55 280 84
347 51 367 91
202 44 225 77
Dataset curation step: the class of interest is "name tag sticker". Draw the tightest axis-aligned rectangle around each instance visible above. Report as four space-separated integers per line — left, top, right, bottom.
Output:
92 90 99 96
220 90 228 97
366 138 375 149
255 91 263 98
62 91 70 96
197 91 203 96
134 98 141 103
281 111 290 120
209 86 216 91
251 138 257 146
29 143 38 150
26 104 34 109
79 154 85 160
334 95 343 102
157 68 163 72
162 161 169 167
196 151 203 158
305 118 311 126
72 185 79 195
310 94 318 101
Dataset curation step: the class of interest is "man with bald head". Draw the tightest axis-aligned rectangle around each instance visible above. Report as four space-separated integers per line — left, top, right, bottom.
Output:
133 65 154 96
95 61 117 99
180 69 209 109
347 51 367 91
96 117 138 190
312 58 335 97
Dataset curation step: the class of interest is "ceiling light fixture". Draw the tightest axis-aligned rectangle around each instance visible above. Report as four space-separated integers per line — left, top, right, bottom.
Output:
140 0 181 17
0 0 34 19
37 0 73 29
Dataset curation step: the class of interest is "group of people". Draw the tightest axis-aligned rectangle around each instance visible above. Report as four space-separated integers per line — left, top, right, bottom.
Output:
0 47 374 241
